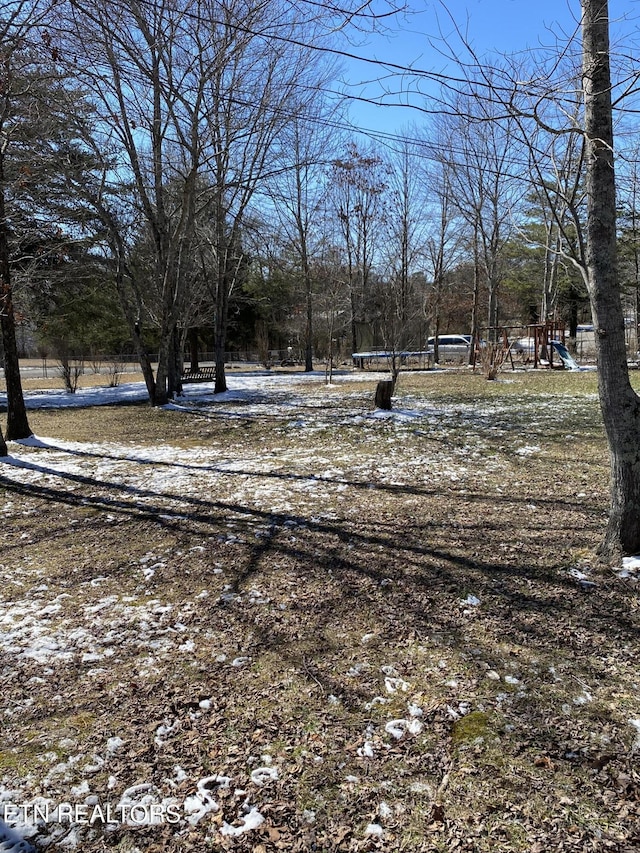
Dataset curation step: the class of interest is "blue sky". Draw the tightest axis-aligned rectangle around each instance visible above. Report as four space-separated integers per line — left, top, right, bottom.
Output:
337 0 636 138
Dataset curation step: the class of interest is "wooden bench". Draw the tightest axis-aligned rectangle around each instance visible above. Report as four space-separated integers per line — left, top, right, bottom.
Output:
181 365 216 383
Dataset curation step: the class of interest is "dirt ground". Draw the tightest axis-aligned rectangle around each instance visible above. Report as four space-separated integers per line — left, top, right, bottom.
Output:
0 369 638 852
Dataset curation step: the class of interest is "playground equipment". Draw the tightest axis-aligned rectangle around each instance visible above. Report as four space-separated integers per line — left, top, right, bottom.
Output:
549 340 581 371
481 323 583 371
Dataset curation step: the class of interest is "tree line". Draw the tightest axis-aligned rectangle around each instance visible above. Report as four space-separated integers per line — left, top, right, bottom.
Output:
2 0 640 555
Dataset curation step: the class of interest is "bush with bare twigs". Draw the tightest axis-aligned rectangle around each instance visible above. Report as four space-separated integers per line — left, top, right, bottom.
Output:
479 341 508 380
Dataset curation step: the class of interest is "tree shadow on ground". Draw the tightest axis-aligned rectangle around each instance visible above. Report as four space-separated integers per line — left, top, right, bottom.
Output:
1 442 638 852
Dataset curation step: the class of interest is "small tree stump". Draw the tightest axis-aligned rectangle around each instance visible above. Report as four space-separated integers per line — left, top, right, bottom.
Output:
374 379 394 410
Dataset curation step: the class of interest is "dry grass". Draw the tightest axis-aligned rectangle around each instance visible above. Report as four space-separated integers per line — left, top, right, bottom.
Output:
1 369 639 852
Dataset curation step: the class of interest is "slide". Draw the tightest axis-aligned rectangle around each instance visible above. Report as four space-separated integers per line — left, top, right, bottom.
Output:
551 341 582 371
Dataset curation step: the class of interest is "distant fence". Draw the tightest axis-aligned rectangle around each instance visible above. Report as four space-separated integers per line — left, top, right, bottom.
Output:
9 351 294 376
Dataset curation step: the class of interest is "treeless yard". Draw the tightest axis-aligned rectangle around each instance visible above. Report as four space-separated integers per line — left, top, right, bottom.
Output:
0 369 638 852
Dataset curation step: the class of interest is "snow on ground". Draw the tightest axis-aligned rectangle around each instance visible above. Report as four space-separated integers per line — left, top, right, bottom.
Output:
1 371 470 847
1 368 589 514
0 371 514 525
0 369 634 848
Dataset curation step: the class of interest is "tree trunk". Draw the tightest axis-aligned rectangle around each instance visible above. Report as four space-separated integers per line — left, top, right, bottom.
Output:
188 327 200 371
299 206 314 372
213 327 227 393
132 324 157 405
374 379 393 410
1 305 32 439
468 225 481 366
582 0 640 556
154 337 170 405
213 258 229 395
568 284 579 340
0 164 31 440
349 284 358 359
167 324 182 397
304 265 314 372
487 274 499 342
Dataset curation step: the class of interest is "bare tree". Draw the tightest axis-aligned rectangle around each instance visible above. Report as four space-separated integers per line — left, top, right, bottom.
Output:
384 142 416 336
374 138 433 379
617 146 640 351
268 101 339 372
421 149 465 362
57 0 214 404
57 0 322 399
439 92 523 342
580 0 640 555
499 54 587 337
534 138 586 327
489 1 639 553
433 0 640 554
331 142 388 356
195 0 327 393
0 0 47 443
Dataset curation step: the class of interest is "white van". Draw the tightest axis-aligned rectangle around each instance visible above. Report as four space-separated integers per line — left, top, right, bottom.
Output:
427 335 471 362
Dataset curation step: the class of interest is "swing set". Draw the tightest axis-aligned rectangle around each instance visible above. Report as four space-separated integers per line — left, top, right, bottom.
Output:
476 323 581 371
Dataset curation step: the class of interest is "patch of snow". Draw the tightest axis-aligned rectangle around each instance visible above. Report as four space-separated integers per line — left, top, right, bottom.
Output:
385 718 423 739
378 801 393 819
154 718 180 746
573 690 593 705
409 781 432 794
0 813 38 853
106 737 125 754
220 806 264 836
112 783 181 828
364 696 390 710
81 756 105 775
569 568 589 581
70 781 90 798
616 556 640 580
250 766 278 786
14 436 49 448
357 741 375 758
384 676 409 693
447 702 472 720
183 777 222 826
